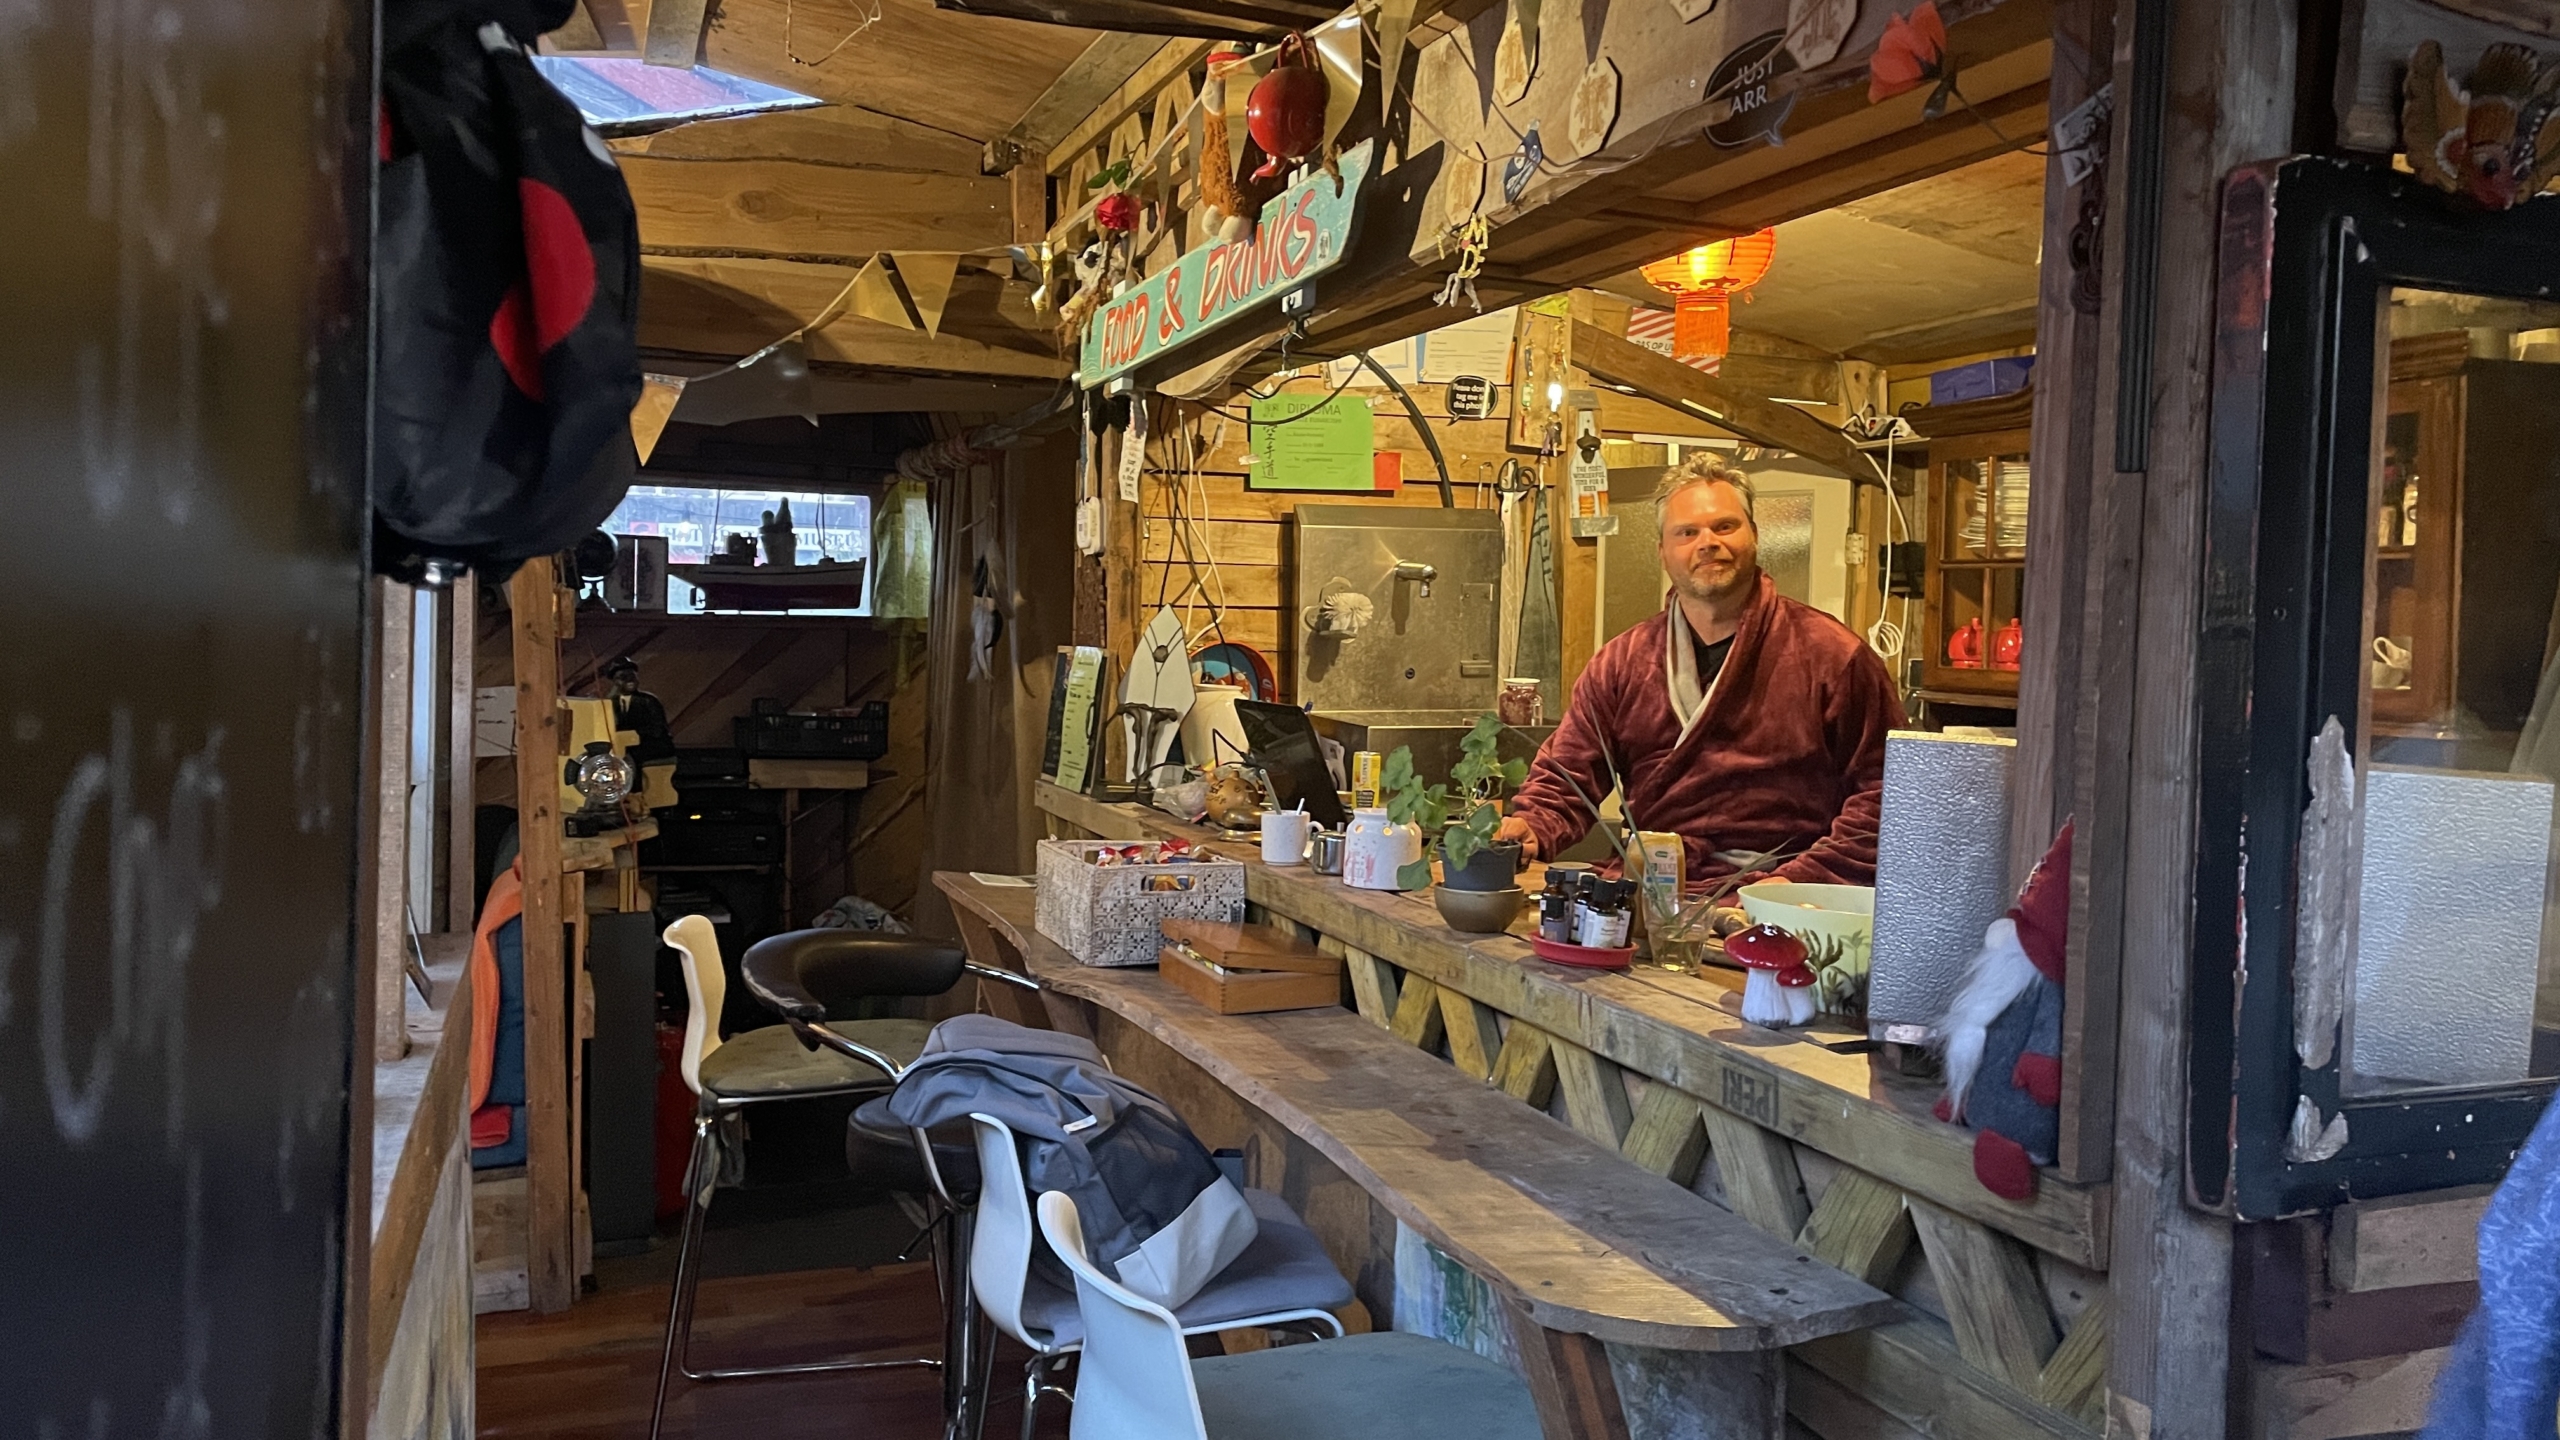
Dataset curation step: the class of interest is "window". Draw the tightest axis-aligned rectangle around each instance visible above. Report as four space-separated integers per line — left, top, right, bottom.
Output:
2189 158 2560 1217
604 484 873 615
531 57 822 136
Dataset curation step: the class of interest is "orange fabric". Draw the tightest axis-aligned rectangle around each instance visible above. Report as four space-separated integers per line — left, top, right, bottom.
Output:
467 858 526 1116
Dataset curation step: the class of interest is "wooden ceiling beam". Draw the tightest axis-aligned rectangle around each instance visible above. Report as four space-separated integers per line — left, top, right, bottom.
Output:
622 155 1012 259
1571 323 1865 477
640 255 1068 379
1008 32 1172 154
1045 37 1213 174
642 0 710 65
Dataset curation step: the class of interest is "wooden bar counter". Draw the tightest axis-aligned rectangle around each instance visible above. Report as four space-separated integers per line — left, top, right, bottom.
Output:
965 783 2116 1439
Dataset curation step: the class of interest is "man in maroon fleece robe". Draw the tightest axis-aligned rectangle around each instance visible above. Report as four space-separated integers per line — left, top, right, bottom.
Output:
1497 457 1905 886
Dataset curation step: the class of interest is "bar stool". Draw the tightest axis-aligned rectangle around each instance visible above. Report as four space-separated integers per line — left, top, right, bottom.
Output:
1035 1190 1542 1440
649 917 1035 1440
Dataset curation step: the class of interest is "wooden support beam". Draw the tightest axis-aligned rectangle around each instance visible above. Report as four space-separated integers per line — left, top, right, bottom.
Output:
507 558 575 1314
1045 39 1213 176
1621 1084 1709 1186
1701 1107 1811 1240
446 584 479 933
1571 323 1865 478
1503 1299 1635 1440
1491 1023 1559 1108
619 156 1011 261
1340 943 1401 1027
367 579 416 1063
641 0 706 66
1552 1037 1632 1148
638 256 1067 380
1908 1198 2058 1391
1437 987 1504 1081
1011 32 1173 154
2038 1297 2110 1423
1795 1169 1914 1288
1795 1318 2100 1440
1389 973 1447 1051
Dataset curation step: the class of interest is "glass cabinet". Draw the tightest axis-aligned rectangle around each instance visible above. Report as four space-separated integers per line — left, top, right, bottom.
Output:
1912 399 2033 701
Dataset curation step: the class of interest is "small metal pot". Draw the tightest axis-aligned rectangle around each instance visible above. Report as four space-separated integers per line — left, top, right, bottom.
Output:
1310 829 1347 875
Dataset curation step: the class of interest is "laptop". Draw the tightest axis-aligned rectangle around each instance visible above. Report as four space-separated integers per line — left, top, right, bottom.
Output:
1232 700 1351 829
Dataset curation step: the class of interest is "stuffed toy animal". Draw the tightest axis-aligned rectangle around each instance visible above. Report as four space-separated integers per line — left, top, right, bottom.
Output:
1935 820 2071 1201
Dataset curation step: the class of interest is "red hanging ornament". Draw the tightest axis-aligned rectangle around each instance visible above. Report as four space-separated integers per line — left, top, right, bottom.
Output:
1246 32 1330 180
1095 190 1139 233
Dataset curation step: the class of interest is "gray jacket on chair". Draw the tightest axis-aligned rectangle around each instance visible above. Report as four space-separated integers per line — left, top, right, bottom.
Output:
885 1015 1258 1308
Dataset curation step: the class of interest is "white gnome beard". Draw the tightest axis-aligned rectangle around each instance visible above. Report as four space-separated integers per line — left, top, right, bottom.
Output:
1938 916 2041 1121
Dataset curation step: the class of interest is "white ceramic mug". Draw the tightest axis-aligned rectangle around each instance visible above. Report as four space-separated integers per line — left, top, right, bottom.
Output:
1261 809 1312 866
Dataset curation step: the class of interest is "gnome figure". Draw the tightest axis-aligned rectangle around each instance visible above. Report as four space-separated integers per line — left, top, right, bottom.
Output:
1935 820 2072 1202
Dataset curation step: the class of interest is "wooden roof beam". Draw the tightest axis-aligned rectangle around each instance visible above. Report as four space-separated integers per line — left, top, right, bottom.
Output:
1571 322 1866 478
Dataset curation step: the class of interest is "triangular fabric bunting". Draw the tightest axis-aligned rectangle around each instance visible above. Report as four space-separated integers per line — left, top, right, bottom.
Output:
849 255 919 330
629 373 685 464
892 252 964 338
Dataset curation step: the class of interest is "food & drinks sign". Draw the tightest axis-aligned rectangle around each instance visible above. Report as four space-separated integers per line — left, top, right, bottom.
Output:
1080 140 1374 386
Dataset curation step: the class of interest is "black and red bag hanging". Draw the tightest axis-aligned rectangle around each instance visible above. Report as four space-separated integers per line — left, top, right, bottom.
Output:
375 0 641 582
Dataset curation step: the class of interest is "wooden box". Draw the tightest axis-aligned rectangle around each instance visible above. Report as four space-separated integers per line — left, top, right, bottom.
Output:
1157 919 1343 1015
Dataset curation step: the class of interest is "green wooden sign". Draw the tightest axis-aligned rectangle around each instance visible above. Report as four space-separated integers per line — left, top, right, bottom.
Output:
1080 140 1375 385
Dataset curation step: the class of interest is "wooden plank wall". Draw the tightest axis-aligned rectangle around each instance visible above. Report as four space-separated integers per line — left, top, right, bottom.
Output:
474 607 929 926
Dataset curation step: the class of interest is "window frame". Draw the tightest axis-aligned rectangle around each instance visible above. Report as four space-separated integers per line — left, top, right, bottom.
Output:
2190 158 2560 1218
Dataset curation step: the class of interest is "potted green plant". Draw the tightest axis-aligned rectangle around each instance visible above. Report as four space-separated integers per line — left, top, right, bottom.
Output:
1381 715 1529 930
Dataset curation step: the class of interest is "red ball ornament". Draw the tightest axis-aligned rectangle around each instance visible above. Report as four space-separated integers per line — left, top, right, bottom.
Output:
1095 191 1139 233
1246 33 1329 179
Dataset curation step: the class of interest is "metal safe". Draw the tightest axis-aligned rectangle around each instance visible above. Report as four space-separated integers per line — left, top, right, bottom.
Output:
1292 505 1505 713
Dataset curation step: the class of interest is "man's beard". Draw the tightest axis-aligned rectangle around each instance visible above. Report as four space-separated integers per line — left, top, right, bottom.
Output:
1669 557 1749 606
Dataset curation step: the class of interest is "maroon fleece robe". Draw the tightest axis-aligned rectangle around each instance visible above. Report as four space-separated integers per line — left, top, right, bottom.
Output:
1510 573 1905 886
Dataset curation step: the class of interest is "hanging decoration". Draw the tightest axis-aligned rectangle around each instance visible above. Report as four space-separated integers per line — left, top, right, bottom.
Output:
1494 0 1539 105
629 373 686 464
1198 47 1255 240
1638 230 1779 363
1704 30 1798 148
1566 57 1622 159
1500 122 1546 205
1867 1 1954 113
1088 155 1141 233
1785 0 1860 69
1435 213 1491 311
1443 151 1486 229
1246 32 1331 178
2402 40 2560 210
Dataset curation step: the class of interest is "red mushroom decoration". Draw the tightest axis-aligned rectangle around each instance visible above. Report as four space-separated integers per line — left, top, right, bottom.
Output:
1727 924 1820 1028
1247 32 1330 180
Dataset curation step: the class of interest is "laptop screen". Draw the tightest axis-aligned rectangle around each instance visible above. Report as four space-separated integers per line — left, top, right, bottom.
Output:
1232 701 1350 828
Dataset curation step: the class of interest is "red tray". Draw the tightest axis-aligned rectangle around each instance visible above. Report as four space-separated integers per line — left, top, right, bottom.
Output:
1527 935 1636 970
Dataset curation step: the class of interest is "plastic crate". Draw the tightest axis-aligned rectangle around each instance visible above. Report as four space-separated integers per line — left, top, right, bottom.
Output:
733 700 889 760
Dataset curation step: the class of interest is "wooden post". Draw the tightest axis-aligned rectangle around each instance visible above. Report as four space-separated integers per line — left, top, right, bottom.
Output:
448 580 479 933
368 578 416 1064
1502 1300 1636 1440
2087 0 2296 1431
508 556 576 1314
2018 0 2120 1185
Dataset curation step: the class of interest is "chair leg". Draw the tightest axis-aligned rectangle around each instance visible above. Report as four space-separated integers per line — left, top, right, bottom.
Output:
650 1114 718 1440
1019 1355 1047 1440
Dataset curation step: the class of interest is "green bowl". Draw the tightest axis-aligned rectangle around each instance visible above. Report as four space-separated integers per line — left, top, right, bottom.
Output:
1736 882 1874 1013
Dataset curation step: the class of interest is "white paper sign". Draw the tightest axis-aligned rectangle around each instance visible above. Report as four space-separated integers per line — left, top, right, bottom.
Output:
1118 406 1147 503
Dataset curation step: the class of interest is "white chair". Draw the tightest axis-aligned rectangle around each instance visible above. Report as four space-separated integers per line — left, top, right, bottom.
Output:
1035 1190 1544 1440
968 1112 1354 1440
651 917 1002 1440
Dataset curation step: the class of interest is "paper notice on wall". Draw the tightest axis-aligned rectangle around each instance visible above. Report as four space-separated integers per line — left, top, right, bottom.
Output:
1329 335 1419 386
1419 306 1518 382
474 686 517 758
1118 404 1147 503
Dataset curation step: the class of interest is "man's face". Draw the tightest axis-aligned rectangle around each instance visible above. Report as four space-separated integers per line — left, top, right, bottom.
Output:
1658 478 1759 606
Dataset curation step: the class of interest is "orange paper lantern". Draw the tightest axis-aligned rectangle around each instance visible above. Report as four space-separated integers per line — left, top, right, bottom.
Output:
1639 230 1779 361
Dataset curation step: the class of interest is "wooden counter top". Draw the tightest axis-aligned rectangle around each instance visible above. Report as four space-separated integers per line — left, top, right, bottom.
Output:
938 871 1898 1355
1036 781 2109 1269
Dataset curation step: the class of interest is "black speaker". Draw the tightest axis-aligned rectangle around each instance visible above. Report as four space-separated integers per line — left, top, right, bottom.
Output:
584 912 663 1252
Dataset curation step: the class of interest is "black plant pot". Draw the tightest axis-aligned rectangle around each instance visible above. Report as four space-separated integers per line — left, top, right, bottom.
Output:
1440 837 1523 892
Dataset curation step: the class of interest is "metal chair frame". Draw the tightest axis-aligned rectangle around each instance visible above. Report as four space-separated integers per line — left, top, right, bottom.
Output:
648 912 1039 1440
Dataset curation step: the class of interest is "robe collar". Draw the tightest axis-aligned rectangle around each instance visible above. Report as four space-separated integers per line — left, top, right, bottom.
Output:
1662 572 1773 741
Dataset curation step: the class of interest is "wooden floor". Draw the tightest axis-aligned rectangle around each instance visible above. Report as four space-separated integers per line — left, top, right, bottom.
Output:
477 1259 1071 1439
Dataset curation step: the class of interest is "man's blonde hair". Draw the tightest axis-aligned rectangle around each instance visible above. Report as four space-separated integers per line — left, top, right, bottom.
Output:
1652 454 1756 536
